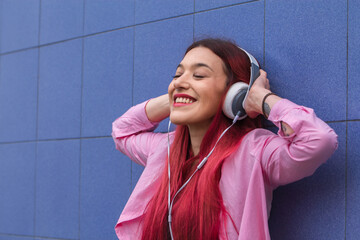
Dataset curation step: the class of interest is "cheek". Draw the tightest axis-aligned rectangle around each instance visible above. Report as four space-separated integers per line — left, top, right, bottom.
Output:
209 86 226 107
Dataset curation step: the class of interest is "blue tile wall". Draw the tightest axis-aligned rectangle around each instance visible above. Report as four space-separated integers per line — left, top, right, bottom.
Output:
35 140 80 239
0 143 36 235
135 0 193 24
269 122 345 240
40 0 84 45
0 0 357 239
195 0 254 12
80 138 131 240
348 0 360 120
134 16 193 132
0 0 39 53
0 49 38 143
194 1 264 65
265 0 347 122
82 28 133 138
38 40 82 140
347 121 360 239
84 0 134 35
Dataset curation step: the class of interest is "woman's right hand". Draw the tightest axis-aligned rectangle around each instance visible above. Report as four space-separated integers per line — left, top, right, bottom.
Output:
145 94 170 122
243 70 275 118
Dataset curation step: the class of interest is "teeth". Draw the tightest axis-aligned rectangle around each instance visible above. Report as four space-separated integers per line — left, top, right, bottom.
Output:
175 97 194 103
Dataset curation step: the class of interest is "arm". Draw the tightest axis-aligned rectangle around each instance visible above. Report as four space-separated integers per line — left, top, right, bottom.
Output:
112 95 170 166
145 94 170 122
261 99 338 187
245 70 337 187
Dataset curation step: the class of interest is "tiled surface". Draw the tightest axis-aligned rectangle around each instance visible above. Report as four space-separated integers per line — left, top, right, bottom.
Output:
0 0 358 239
135 0 193 24
269 122 345 239
0 143 36 235
195 0 254 12
0 50 38 142
348 0 360 120
84 0 134 35
265 0 347 122
38 40 82 140
347 121 360 239
40 0 83 45
35 140 80 239
134 16 193 132
0 0 39 53
80 138 131 240
82 28 133 137
194 1 264 65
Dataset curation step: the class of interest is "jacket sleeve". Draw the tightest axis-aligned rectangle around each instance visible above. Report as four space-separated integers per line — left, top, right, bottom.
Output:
260 99 338 188
111 100 164 166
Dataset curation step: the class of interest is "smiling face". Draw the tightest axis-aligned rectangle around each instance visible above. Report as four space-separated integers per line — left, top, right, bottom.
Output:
168 47 228 128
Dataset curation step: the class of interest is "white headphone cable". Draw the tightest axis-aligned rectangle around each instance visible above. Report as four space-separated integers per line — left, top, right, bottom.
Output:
167 113 240 240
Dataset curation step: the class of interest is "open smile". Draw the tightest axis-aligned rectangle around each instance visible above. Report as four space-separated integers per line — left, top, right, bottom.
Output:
173 94 197 106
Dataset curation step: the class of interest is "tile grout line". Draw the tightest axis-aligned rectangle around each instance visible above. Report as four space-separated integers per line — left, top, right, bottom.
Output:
34 0 42 237
0 135 113 145
344 0 349 239
0 232 77 240
263 0 266 68
193 0 195 40
78 0 87 239
131 0 136 191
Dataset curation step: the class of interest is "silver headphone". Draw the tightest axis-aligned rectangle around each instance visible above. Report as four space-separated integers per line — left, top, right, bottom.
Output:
222 48 260 120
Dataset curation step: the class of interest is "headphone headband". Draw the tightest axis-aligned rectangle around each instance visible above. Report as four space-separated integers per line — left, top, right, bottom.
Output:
239 47 259 68
239 47 261 112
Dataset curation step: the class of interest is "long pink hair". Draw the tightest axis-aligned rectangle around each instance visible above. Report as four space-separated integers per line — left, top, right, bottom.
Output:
141 38 262 240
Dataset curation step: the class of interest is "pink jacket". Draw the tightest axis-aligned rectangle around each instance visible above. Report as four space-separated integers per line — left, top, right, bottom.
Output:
112 99 338 240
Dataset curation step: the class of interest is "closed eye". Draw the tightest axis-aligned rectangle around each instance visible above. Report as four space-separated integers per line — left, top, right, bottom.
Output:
172 74 182 79
194 75 205 79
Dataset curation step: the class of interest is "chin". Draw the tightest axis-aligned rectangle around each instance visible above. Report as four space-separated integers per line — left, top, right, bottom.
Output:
169 117 187 125
169 113 190 125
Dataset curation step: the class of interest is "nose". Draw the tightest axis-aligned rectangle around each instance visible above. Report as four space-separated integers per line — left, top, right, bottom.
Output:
173 74 190 89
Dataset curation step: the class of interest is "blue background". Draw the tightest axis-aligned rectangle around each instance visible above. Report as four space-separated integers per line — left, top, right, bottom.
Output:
0 0 358 239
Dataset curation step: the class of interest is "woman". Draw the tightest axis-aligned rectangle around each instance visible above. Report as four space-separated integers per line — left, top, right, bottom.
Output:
112 38 338 240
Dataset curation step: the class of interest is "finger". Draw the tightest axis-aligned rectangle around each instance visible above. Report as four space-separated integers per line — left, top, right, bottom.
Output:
265 78 270 89
259 69 267 78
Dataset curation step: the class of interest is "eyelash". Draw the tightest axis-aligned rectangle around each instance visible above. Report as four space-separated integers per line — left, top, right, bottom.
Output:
172 74 205 79
194 75 205 79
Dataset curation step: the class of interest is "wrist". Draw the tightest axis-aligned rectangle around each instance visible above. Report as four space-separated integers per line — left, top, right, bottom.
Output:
145 94 170 122
262 93 282 118
262 93 277 118
252 88 272 114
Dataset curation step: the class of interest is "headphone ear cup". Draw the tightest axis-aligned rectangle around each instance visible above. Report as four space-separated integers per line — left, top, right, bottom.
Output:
222 82 249 120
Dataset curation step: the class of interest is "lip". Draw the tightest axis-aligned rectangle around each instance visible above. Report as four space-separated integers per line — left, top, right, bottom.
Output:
173 93 197 107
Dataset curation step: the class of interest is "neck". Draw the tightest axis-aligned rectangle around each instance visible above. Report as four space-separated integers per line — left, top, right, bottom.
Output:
187 120 212 156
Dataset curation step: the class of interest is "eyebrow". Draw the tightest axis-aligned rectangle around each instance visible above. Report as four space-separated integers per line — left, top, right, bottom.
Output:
177 63 214 72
